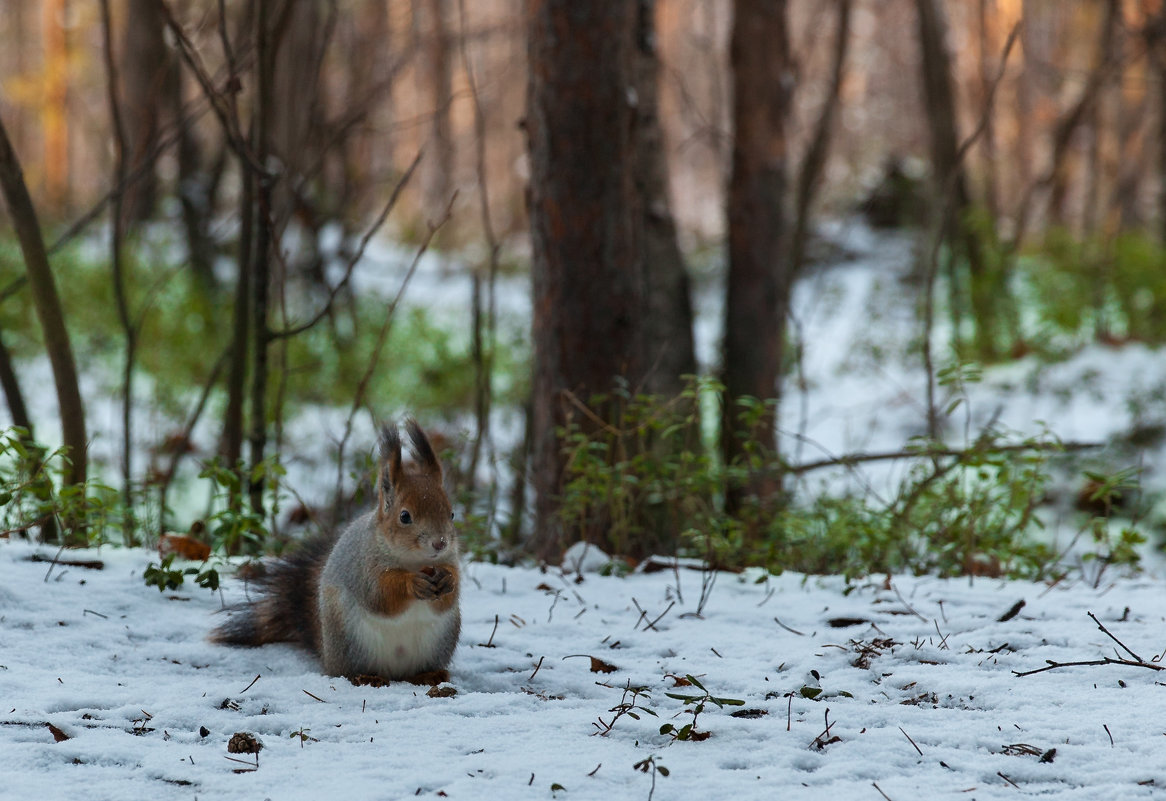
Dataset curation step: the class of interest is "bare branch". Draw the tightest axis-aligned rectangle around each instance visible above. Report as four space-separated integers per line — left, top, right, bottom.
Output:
268 151 424 340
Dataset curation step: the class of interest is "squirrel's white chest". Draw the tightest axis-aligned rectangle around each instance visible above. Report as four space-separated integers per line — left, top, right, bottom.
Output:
347 599 453 675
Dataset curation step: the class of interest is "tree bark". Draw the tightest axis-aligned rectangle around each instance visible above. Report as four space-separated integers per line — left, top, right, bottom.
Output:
0 113 87 491
791 0 852 274
527 2 644 562
722 0 791 481
41 0 70 210
249 0 275 520
635 0 696 398
119 0 174 224
915 0 994 359
0 328 32 435
415 0 455 220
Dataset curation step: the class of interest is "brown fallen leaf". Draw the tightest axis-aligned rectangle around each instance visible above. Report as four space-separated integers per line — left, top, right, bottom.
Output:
46 723 69 742
158 533 211 562
589 657 617 674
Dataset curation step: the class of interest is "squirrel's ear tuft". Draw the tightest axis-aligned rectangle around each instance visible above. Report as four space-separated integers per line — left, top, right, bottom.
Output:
378 423 403 512
404 417 443 481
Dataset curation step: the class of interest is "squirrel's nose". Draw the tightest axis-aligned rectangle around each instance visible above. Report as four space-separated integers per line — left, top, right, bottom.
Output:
433 537 447 552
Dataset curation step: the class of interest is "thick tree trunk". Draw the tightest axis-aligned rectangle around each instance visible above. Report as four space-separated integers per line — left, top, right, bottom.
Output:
527 2 643 562
0 114 87 492
722 0 791 481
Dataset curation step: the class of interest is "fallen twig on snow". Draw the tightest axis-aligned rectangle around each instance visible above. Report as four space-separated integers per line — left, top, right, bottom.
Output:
1013 612 1165 677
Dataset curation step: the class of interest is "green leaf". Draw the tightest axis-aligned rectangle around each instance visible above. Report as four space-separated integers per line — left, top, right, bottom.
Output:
800 686 823 700
711 696 746 707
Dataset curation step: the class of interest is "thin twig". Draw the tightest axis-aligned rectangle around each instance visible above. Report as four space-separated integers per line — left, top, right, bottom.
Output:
997 771 1020 789
891 583 928 623
789 439 1100 475
1089 611 1145 662
774 617 805 636
333 192 456 497
268 151 423 340
479 614 499 648
899 726 923 756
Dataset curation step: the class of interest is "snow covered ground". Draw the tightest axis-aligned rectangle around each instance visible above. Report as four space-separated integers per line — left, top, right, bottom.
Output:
4 219 1166 799
2 540 1164 801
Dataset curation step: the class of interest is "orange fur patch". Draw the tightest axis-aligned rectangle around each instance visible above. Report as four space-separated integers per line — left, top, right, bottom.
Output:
375 569 416 617
432 564 459 614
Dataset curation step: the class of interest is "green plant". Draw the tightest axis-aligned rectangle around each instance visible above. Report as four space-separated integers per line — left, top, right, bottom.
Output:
0 427 123 546
659 674 744 742
632 755 669 801
198 456 287 555
143 552 220 592
553 374 1147 580
558 376 721 559
1019 228 1166 351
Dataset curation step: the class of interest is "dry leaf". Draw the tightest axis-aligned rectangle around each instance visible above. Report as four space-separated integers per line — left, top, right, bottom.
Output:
158 534 211 562
589 657 617 674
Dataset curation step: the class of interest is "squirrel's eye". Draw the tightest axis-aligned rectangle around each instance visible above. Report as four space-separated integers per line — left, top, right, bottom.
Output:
399 510 413 525
450 512 455 521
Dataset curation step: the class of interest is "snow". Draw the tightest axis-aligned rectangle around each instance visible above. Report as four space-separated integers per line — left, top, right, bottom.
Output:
4 218 1166 798
3 540 1164 800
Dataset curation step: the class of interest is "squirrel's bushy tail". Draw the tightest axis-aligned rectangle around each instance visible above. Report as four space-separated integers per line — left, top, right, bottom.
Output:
209 532 336 653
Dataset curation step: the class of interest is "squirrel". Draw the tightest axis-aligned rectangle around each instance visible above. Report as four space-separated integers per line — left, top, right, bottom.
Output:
210 419 460 685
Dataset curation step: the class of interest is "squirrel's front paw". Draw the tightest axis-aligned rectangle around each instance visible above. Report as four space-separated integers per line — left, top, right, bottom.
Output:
412 566 455 600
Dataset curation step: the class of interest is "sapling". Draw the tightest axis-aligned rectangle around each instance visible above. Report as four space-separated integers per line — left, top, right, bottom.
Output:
659 674 744 741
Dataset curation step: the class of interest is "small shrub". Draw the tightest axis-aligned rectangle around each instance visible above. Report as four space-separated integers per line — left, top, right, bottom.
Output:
554 376 1146 579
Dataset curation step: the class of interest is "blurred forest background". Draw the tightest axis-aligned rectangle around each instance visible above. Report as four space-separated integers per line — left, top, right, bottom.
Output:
0 0 1162 579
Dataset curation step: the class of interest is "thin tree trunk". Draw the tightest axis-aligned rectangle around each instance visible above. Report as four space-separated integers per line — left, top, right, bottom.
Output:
722 0 791 490
248 0 275 519
635 0 696 398
416 0 454 220
977 0 1000 221
119 0 171 224
458 0 499 493
0 326 59 542
42 0 70 210
527 2 643 562
101 0 139 546
791 0 852 274
1044 0 1118 233
1157 27 1166 243
0 329 31 435
915 0 994 359
0 113 88 497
